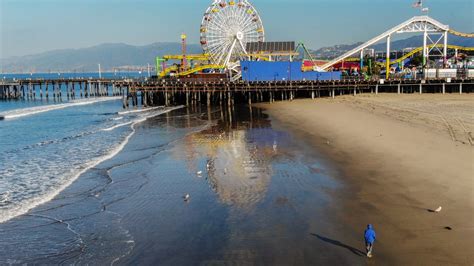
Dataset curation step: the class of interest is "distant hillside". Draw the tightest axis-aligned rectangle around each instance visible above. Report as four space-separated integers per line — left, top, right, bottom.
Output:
2 34 473 73
0 43 202 73
313 34 474 60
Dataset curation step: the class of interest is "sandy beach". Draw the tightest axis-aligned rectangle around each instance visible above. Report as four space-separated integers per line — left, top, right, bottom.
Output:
260 94 474 265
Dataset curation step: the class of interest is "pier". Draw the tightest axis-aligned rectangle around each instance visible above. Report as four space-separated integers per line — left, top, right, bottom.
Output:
2 77 472 108
0 79 128 101
128 78 473 107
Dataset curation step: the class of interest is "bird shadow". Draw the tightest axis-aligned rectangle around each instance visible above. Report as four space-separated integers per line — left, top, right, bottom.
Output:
311 233 366 257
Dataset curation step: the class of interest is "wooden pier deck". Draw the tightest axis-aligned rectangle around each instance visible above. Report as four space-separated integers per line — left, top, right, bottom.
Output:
1 78 473 108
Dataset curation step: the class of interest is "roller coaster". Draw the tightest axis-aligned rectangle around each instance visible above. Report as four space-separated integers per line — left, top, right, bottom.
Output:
390 45 474 65
330 44 474 66
448 30 474 38
318 16 473 78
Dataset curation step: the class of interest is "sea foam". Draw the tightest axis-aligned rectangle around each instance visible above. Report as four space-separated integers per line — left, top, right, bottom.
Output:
0 105 184 224
0 97 121 120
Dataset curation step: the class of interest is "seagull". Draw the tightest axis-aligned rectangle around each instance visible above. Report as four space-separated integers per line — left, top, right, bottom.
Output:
183 194 190 201
434 206 442 213
196 171 203 176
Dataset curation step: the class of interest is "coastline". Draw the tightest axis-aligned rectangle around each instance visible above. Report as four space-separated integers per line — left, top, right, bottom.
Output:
258 94 474 265
0 105 183 225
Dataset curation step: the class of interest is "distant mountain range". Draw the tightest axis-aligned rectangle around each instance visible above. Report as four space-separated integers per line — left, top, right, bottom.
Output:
0 43 203 73
1 35 473 73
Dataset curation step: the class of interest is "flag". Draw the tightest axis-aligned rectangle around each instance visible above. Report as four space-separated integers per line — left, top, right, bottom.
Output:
421 7 429 13
412 0 422 8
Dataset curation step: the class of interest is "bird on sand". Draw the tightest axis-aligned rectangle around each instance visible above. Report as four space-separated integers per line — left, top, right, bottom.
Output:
183 194 190 201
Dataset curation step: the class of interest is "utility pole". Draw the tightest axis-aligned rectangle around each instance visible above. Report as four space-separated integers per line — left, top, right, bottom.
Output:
181 34 188 72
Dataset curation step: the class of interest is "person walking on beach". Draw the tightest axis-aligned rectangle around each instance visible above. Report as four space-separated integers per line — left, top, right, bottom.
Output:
364 224 376 258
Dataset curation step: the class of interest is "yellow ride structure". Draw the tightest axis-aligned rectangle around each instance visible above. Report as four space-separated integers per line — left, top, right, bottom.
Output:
448 30 474 38
389 45 474 66
157 52 226 78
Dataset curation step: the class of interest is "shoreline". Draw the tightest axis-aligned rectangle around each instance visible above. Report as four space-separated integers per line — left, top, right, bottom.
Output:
258 94 474 264
0 105 184 225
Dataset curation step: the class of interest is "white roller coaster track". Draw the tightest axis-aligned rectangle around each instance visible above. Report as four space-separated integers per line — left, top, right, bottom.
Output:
319 16 452 71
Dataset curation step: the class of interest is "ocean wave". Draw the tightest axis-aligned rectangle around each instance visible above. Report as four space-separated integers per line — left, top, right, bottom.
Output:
112 117 124 121
101 121 133 132
0 105 185 224
3 131 97 154
0 191 11 205
117 106 164 115
0 97 121 120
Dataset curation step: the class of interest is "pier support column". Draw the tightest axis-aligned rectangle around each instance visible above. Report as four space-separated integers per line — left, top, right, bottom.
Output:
459 83 462 95
67 83 70 100
122 93 127 109
332 89 335 99
143 91 148 107
207 92 211 106
59 82 62 100
45 82 49 100
419 84 423 94
397 84 401 94
311 91 315 100
353 87 357 96
442 83 446 94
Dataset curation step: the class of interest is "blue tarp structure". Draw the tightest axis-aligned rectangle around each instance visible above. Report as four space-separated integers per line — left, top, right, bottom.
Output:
241 61 341 82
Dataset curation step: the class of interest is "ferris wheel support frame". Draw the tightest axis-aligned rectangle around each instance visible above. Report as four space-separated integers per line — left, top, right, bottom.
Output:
200 0 265 73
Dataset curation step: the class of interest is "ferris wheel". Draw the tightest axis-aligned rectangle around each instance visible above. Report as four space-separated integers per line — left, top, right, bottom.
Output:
200 0 265 69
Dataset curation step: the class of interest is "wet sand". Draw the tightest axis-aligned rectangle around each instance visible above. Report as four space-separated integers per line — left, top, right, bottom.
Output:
260 94 474 265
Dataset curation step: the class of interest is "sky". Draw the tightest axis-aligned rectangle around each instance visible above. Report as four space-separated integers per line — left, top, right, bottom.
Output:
0 0 472 58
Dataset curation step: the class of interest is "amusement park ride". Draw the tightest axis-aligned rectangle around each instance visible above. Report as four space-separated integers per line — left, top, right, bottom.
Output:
156 0 474 81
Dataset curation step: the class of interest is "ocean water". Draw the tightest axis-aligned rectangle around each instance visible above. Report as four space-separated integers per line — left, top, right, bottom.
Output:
0 94 180 224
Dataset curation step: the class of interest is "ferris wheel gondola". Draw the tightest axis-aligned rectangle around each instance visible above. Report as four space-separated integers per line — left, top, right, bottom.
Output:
200 0 265 70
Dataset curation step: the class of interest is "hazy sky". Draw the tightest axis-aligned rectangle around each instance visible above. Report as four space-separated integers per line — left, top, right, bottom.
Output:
1 0 472 58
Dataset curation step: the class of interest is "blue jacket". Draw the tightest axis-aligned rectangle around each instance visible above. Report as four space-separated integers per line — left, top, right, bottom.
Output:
364 224 376 244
